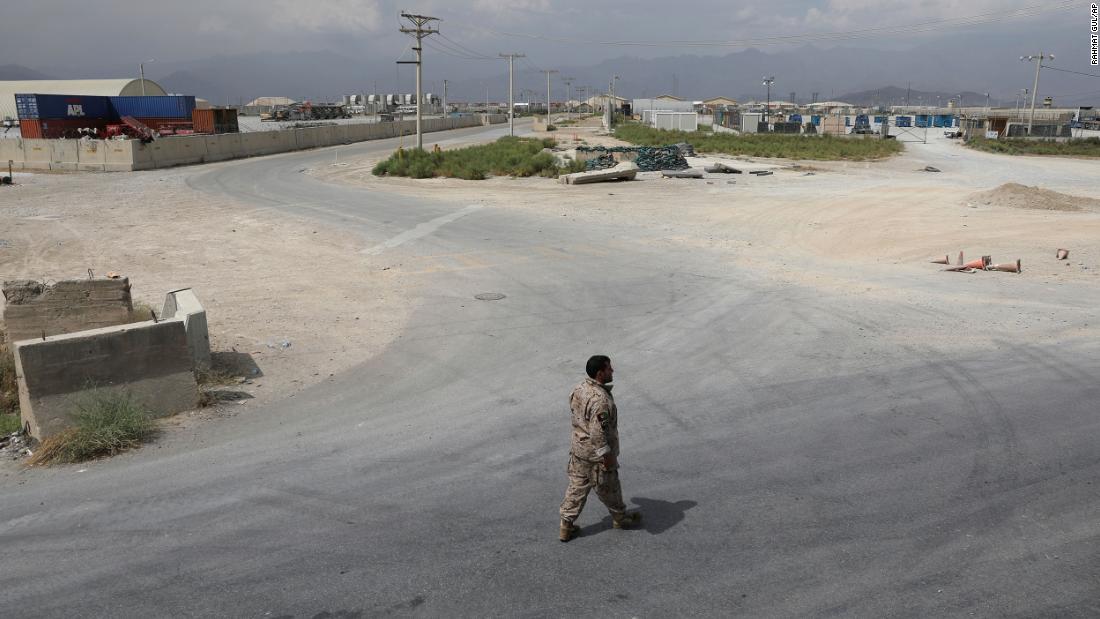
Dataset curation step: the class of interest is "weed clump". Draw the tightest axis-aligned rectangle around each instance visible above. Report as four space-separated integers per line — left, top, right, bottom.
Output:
0 329 18 416
966 137 1100 157
29 390 157 465
613 123 903 160
373 137 581 180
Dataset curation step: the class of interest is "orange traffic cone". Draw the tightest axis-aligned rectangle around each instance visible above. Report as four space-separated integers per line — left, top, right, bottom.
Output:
1056 248 1069 260
930 255 950 264
961 255 991 270
987 259 1022 273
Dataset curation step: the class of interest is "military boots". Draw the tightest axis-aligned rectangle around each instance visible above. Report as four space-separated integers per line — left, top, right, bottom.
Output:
559 520 580 542
612 511 642 530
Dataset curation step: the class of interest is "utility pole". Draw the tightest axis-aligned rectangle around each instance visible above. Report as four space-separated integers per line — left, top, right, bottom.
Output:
398 12 440 149
545 69 558 126
499 53 524 136
562 77 575 118
1021 52 1052 136
442 79 448 116
609 75 620 127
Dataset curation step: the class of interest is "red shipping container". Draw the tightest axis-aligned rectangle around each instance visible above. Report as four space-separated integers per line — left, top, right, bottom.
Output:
20 118 108 139
191 108 238 134
19 119 43 139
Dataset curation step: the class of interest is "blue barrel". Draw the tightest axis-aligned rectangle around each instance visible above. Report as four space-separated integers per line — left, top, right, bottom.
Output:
110 96 196 119
811 115 821 126
14 93 111 120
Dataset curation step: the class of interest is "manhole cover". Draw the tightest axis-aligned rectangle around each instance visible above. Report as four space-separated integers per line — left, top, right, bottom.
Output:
474 292 506 301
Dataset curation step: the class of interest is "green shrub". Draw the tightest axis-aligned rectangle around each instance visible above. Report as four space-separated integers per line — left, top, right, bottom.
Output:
0 414 20 435
29 389 157 465
966 137 1100 157
372 137 578 180
613 123 903 160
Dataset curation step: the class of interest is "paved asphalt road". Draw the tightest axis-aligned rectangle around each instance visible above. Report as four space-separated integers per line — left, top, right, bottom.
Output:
2 122 1099 617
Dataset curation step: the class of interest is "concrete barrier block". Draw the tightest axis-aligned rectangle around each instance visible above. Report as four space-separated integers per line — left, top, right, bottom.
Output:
105 141 136 171
77 139 107 171
49 140 79 171
22 139 51 170
560 161 639 185
14 320 198 440
162 288 210 371
3 278 134 344
0 138 24 170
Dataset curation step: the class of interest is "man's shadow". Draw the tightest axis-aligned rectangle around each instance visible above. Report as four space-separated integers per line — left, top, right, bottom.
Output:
581 497 697 536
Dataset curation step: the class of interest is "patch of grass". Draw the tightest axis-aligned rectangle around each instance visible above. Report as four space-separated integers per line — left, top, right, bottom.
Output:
0 414 21 435
373 137 584 180
131 301 156 323
613 123 903 160
0 329 18 416
28 389 157 465
965 137 1100 157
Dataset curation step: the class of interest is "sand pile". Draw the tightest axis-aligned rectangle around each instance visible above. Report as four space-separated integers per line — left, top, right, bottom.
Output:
969 183 1100 212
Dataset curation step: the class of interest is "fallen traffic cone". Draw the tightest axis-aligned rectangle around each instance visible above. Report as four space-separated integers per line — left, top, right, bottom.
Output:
956 251 965 266
961 255 991 270
1056 248 1069 260
930 255 950 264
987 259 1022 273
943 266 977 273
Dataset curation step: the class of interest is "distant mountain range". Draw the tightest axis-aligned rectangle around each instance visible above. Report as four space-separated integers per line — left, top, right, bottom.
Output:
0 64 55 81
3 40 1095 107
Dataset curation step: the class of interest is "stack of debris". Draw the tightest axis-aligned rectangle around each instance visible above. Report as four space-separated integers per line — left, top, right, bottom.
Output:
578 145 690 172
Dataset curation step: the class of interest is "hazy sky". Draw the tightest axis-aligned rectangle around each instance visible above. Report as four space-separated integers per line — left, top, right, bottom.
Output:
2 0 1085 68
3 1 1096 104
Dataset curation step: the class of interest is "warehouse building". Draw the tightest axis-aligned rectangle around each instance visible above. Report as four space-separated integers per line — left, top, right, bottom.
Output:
0 79 168 122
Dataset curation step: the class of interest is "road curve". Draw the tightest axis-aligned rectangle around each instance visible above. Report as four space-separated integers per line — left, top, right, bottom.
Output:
2 123 1099 617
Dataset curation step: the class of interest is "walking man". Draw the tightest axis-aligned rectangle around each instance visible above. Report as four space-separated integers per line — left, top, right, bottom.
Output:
559 355 641 542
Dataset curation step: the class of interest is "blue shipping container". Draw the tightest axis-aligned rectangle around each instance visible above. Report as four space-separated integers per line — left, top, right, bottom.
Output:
811 115 821 126
896 116 912 127
14 93 111 120
109 96 196 119
874 116 886 124
788 114 802 123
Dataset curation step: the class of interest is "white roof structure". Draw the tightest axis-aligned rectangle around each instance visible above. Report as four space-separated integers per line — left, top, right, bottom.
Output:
0 79 167 120
246 96 297 107
808 101 855 108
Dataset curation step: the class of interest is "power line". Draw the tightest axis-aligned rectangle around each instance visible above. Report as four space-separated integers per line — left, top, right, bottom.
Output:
1041 65 1100 79
448 1 1073 49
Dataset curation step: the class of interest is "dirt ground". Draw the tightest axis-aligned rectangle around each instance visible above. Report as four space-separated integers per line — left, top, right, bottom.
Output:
2 127 1098 444
0 168 413 426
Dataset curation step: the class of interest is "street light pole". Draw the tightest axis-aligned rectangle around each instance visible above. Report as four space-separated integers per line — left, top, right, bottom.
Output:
762 76 775 131
139 59 153 96
1021 52 1053 136
545 69 558 126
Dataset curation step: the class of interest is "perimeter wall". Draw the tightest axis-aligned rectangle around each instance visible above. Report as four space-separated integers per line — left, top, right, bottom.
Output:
0 115 507 172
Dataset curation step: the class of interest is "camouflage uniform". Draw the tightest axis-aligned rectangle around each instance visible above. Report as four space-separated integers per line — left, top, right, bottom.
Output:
560 377 626 524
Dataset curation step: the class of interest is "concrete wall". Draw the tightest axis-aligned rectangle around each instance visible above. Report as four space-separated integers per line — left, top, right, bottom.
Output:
13 319 197 440
162 288 210 371
2 278 133 344
0 114 500 172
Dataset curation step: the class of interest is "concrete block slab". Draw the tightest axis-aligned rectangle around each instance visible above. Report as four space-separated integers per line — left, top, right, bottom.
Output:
3 278 133 344
559 161 639 185
14 319 197 440
162 288 211 371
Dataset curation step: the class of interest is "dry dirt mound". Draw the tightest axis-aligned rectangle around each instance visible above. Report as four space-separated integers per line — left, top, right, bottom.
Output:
969 183 1100 212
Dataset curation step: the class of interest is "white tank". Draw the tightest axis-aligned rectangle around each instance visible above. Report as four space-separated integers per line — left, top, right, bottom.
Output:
367 94 377 104
425 93 433 105
404 94 413 105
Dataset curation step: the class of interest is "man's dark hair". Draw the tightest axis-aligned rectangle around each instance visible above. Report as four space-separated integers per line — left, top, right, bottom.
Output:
586 355 611 378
